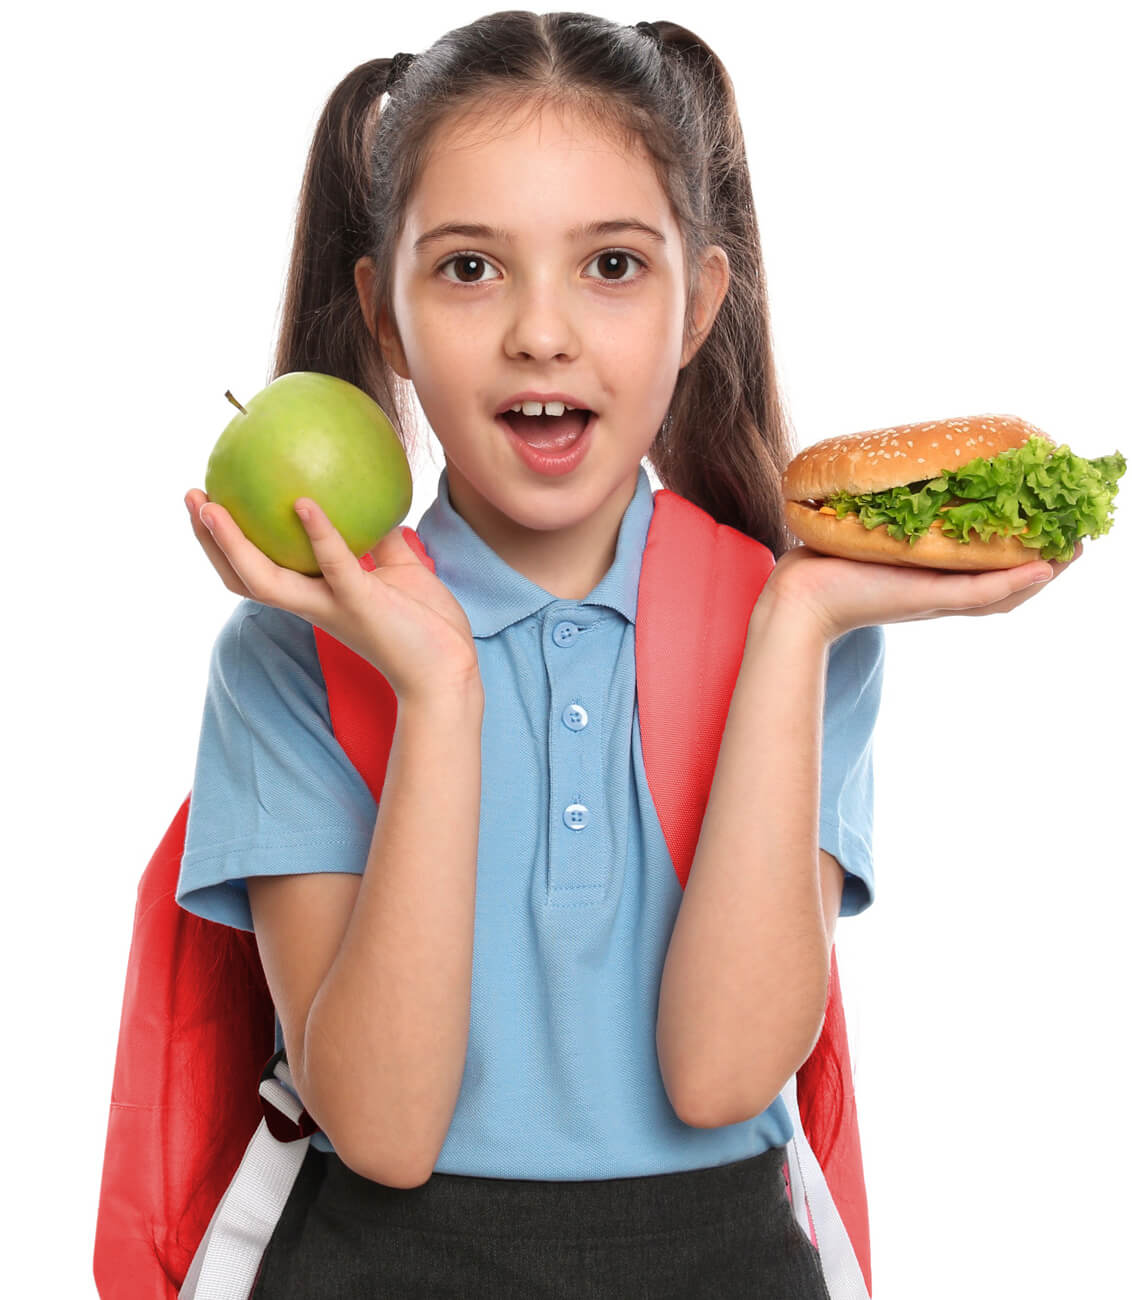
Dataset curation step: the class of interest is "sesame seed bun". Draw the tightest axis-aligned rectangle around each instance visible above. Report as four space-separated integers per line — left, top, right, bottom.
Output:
781 413 1053 569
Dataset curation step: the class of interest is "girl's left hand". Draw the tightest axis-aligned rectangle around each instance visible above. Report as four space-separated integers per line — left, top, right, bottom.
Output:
767 540 1083 642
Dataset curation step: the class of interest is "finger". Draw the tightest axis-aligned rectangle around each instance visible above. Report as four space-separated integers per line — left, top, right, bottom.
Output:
925 561 1052 618
1002 544 1077 586
293 498 372 594
196 498 330 617
185 489 251 595
1027 539 1082 574
921 559 1052 613
956 559 1062 617
971 543 1083 614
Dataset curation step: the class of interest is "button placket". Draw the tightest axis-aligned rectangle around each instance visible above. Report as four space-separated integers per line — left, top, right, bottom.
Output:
544 607 606 904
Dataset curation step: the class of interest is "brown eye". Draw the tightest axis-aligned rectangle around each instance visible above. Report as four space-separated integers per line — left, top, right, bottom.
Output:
585 249 645 284
439 253 500 285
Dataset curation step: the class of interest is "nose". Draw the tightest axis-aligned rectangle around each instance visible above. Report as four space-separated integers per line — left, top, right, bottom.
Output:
502 275 581 363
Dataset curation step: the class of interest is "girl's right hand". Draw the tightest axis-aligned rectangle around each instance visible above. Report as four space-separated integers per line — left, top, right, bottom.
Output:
185 489 481 707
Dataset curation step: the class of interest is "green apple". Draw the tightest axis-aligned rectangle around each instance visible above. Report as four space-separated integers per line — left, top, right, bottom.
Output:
205 371 413 575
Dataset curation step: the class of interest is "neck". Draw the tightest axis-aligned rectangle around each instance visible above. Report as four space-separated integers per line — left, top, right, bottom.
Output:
446 473 637 599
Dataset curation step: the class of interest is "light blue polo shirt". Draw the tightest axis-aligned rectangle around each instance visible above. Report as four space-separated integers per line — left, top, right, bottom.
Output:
177 465 884 1177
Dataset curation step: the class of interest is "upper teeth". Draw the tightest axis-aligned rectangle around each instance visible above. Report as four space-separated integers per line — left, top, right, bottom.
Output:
507 400 579 416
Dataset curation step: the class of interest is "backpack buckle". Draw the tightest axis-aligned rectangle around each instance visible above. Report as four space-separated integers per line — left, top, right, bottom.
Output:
258 1048 321 1141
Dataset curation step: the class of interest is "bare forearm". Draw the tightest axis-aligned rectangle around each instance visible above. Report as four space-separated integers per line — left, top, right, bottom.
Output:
656 585 832 1127
301 686 484 1184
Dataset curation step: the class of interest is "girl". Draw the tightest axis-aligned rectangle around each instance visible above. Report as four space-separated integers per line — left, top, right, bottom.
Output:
176 12 1074 1297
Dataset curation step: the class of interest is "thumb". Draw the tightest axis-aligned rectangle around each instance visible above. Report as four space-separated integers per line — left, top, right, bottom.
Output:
400 526 434 570
366 525 432 572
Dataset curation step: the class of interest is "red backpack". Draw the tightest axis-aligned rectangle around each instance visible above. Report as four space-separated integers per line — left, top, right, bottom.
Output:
94 488 871 1296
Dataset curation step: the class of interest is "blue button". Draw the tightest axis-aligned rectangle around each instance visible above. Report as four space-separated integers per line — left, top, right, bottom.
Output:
552 621 580 647
563 703 589 731
563 803 589 830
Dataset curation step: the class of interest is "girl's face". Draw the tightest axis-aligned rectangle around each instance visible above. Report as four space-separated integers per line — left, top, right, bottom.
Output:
361 101 728 594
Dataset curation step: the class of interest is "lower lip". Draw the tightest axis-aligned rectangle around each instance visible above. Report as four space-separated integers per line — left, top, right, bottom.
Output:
497 413 596 477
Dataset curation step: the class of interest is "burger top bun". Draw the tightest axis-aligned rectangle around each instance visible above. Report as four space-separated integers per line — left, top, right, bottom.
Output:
781 413 1051 503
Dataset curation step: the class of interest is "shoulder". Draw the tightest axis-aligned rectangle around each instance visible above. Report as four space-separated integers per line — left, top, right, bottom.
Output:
652 489 772 554
207 600 325 712
213 598 315 656
211 599 320 672
648 489 775 592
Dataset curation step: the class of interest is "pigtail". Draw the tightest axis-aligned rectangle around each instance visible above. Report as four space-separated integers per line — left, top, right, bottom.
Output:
645 24 796 559
272 58 418 456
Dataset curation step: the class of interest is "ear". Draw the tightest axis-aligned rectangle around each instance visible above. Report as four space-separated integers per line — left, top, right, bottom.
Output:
354 256 410 379
680 245 730 369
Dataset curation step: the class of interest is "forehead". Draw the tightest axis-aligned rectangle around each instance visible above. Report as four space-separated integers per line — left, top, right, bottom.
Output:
405 100 675 236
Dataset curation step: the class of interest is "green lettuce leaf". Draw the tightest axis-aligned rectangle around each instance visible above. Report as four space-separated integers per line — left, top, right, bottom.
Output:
825 436 1126 561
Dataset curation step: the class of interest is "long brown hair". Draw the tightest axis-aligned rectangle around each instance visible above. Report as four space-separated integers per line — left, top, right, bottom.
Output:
272 11 797 557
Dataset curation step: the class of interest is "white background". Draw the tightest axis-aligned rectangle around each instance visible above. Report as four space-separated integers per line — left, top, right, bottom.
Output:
5 1 1128 1295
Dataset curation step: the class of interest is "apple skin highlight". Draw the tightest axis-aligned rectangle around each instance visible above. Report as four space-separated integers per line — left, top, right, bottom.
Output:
204 371 413 575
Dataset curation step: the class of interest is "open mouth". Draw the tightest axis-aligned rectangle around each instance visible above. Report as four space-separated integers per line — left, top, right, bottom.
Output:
498 408 594 447
496 408 597 476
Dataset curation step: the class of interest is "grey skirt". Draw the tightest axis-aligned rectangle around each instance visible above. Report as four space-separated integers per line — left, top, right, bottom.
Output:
249 1141 831 1299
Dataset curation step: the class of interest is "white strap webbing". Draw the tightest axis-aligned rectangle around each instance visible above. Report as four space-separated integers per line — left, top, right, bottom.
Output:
780 1072 870 1300
180 1063 869 1298
179 1063 310 1299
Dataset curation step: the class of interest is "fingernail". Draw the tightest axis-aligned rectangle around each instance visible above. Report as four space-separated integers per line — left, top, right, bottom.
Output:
200 506 215 531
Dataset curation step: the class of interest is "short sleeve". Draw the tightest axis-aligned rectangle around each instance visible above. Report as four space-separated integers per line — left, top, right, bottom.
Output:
818 623 885 917
176 600 378 932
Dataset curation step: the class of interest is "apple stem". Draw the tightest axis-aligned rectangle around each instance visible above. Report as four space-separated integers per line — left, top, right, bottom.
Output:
224 390 248 415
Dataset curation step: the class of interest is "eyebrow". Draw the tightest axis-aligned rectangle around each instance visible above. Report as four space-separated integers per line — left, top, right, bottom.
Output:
412 218 667 255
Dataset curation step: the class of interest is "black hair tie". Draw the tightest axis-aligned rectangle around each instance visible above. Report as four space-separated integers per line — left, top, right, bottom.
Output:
386 51 415 93
634 21 662 46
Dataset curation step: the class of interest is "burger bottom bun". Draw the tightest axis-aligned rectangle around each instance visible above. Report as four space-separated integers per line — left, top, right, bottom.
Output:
784 501 1040 570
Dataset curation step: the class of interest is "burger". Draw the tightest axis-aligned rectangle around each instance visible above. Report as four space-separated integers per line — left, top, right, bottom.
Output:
781 413 1125 569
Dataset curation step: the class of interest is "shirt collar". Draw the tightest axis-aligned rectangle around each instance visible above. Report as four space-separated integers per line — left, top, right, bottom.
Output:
414 466 655 638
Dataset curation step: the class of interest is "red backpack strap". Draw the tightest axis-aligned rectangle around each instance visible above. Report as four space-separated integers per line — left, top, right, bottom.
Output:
94 796 275 1297
637 489 871 1294
636 490 775 887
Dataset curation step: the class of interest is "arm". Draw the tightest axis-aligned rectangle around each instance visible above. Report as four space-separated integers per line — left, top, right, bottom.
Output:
249 684 483 1188
656 535 1073 1130
188 491 486 1188
655 582 836 1129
